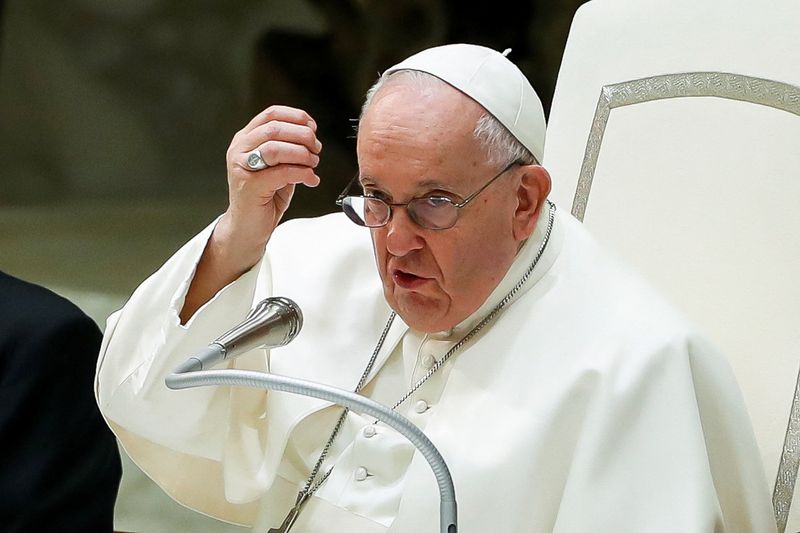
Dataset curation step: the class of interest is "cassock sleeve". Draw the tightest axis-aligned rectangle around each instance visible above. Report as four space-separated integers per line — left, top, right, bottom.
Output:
95 213 381 526
95 218 270 525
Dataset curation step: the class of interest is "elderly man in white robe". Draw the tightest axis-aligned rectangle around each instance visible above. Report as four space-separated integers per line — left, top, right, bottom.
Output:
96 44 776 532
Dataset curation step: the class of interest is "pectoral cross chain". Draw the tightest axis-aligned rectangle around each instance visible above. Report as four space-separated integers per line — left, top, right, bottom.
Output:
267 491 310 533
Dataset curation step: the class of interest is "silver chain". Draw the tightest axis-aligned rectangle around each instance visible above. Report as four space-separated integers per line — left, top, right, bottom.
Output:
300 310 397 495
392 201 556 409
294 199 556 505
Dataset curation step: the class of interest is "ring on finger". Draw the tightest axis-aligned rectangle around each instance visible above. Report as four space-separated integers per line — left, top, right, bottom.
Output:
246 148 269 171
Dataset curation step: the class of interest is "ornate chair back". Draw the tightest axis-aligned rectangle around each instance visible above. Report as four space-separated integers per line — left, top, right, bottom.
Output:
544 1 800 530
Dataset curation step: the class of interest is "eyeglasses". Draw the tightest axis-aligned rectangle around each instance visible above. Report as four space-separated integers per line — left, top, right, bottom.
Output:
335 161 521 230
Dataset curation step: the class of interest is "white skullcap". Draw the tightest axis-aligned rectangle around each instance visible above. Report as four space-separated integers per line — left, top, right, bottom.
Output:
384 43 546 163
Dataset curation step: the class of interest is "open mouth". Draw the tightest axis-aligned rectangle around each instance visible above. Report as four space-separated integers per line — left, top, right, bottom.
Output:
392 269 427 289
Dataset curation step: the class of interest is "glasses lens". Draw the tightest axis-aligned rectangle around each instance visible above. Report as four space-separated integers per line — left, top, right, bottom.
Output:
342 196 390 227
408 197 458 230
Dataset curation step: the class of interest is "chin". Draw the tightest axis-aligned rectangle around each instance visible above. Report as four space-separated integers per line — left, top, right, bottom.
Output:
400 314 450 334
390 293 453 333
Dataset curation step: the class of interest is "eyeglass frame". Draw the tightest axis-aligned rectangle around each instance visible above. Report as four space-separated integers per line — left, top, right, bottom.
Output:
335 159 523 231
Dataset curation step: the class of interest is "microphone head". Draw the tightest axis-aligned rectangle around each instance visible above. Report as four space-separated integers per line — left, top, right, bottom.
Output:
214 297 303 358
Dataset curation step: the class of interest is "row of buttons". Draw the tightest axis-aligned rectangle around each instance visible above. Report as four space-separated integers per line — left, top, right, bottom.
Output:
353 399 431 482
355 427 376 481
351 341 438 484
415 349 437 417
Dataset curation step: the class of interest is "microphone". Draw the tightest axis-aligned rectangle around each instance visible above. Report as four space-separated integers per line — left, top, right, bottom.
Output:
165 295 458 532
173 297 303 373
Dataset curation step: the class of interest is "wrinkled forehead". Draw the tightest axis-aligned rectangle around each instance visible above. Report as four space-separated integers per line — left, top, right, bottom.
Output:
357 80 486 160
361 75 485 127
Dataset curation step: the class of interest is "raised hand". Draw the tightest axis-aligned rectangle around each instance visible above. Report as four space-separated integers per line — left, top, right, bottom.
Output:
180 105 322 322
224 105 323 254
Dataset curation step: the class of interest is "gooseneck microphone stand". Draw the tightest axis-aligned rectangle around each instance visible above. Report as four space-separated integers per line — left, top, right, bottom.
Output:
165 297 457 533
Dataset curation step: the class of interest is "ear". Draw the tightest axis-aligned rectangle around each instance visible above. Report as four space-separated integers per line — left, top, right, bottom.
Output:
512 164 552 242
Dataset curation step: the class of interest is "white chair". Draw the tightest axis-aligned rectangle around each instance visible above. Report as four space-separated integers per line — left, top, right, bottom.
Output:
544 0 800 530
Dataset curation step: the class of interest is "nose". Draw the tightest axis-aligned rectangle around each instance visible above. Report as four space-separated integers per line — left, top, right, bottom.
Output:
384 206 425 256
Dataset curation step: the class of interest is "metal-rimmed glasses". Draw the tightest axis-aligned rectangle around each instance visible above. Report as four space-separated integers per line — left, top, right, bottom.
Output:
335 160 521 230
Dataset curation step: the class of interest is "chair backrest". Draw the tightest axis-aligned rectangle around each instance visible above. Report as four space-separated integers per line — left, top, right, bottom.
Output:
543 0 800 530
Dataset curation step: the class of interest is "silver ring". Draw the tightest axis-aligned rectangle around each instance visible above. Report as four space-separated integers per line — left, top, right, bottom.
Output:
246 149 268 170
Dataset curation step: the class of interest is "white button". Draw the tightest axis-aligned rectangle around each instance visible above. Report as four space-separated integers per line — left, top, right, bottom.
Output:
363 425 377 438
414 400 429 414
422 354 437 368
354 467 369 481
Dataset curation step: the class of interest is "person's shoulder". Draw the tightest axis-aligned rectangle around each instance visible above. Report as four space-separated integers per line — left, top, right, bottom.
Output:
549 212 705 355
275 212 367 241
0 271 96 334
270 212 373 260
265 213 382 306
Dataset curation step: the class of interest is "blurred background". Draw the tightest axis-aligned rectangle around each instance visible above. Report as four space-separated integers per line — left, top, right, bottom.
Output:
0 0 585 530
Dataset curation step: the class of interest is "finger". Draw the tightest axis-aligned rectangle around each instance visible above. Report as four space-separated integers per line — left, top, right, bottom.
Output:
249 165 320 189
242 105 316 135
247 121 322 155
281 165 321 188
242 140 320 169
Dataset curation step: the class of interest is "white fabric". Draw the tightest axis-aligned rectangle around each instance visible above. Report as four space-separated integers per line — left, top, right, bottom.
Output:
260 205 555 529
96 208 774 532
385 43 547 162
544 0 800 528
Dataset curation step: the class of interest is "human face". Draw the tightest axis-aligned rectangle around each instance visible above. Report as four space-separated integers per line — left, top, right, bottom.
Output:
356 81 526 333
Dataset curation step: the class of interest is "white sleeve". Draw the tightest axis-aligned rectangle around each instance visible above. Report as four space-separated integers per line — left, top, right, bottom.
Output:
93 213 384 526
96 217 271 458
94 218 275 524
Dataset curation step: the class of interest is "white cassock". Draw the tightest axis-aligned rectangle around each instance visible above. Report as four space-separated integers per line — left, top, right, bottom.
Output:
95 204 776 532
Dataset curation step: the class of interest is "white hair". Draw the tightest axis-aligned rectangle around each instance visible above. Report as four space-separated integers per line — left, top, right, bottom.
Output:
360 70 539 167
